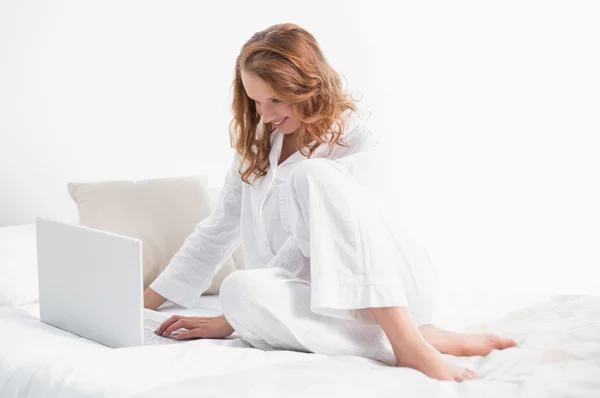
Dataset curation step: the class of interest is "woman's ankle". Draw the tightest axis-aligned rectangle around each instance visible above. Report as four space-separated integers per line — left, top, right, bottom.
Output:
392 339 439 368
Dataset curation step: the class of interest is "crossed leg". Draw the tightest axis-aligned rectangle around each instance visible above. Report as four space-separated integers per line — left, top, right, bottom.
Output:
220 267 517 382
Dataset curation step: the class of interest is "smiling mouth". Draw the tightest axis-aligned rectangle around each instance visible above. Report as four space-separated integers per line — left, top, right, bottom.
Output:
273 117 288 127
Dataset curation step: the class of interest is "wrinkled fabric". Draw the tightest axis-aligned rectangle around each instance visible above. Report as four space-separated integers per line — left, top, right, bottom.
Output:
219 266 398 366
150 110 438 327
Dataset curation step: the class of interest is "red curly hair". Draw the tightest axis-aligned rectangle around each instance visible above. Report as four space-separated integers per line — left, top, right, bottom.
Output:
228 23 359 185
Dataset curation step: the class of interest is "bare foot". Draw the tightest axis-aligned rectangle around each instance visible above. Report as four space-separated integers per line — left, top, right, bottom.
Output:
418 324 518 357
395 340 479 382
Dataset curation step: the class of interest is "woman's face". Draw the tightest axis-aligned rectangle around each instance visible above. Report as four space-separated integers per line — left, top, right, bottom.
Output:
241 69 300 135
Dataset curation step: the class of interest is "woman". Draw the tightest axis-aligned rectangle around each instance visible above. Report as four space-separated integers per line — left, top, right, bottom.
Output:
144 23 518 382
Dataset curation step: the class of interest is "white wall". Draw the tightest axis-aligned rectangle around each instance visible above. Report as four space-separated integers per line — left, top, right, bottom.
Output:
1 1 599 296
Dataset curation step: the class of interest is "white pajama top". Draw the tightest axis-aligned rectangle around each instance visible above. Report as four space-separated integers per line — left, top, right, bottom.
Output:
150 109 434 321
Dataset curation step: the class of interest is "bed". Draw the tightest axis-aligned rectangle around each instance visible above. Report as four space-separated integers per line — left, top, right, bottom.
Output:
1 224 599 398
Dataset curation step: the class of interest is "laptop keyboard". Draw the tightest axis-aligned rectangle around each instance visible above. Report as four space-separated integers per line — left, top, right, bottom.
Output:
143 328 183 345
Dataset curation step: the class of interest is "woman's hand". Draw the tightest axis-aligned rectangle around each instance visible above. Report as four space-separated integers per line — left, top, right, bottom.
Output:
155 314 235 340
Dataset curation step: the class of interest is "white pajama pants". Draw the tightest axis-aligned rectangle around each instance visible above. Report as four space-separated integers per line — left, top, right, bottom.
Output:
219 156 440 366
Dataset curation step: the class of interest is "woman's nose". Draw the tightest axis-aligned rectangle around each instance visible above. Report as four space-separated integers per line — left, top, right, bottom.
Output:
260 112 276 124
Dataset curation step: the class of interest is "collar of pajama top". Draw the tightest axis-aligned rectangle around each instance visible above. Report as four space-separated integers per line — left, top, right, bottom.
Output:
266 108 365 179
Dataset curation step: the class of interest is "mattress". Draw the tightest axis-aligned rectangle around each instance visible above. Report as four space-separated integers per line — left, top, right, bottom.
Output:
2 294 600 397
0 296 324 398
1 224 600 397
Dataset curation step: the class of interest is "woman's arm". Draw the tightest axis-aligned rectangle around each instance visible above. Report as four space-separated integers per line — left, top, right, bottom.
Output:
145 151 243 309
143 287 167 310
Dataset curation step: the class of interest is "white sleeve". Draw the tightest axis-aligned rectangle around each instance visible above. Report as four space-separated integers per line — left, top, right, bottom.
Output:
266 235 311 282
149 152 243 308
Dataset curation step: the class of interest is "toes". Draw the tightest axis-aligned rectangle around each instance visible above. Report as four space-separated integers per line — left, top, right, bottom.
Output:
486 334 518 350
507 338 519 348
453 371 467 382
466 369 479 380
455 369 478 382
499 336 519 349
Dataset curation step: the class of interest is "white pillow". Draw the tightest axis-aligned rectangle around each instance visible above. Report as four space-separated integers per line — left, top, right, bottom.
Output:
0 224 39 307
68 175 240 295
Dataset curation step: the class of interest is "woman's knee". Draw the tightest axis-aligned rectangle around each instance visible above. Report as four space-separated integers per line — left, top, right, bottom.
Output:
220 270 254 316
289 158 349 193
218 270 271 346
219 269 275 317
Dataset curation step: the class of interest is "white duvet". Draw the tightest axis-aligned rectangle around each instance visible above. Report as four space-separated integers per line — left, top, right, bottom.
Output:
1 292 599 398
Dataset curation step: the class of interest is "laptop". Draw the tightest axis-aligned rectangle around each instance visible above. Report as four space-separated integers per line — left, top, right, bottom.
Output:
35 217 184 348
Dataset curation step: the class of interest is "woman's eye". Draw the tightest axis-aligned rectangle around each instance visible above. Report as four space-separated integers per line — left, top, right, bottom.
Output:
254 99 280 105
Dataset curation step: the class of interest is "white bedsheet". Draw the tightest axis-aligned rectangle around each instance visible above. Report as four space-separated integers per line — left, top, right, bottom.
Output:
1 293 599 397
0 296 324 398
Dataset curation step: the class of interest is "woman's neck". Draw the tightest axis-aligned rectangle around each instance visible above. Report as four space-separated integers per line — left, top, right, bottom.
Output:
278 133 299 165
